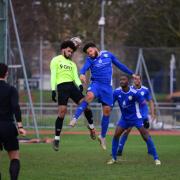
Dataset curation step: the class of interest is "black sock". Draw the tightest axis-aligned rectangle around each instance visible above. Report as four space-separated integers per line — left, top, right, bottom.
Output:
55 116 64 137
84 108 94 125
9 159 20 180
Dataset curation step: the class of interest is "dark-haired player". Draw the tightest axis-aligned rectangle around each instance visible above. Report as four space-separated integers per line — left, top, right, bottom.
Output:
69 42 136 150
50 40 96 151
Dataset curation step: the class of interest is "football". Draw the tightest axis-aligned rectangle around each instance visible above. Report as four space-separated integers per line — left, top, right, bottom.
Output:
70 37 82 47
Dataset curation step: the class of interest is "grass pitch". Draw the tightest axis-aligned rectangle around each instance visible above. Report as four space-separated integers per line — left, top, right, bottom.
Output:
1 134 180 180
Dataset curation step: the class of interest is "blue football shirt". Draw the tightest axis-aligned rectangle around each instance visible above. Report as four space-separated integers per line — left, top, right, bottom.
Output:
80 51 133 85
131 85 152 119
113 87 145 121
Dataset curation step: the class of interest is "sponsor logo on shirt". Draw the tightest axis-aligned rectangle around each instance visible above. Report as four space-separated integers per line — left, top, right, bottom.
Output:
59 64 72 70
128 96 133 100
104 54 108 57
98 59 102 63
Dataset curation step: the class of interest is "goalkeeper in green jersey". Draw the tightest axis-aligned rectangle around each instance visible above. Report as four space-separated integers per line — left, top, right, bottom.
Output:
50 40 96 151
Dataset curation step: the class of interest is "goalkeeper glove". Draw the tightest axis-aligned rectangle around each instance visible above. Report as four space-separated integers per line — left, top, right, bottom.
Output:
79 85 83 92
52 91 57 102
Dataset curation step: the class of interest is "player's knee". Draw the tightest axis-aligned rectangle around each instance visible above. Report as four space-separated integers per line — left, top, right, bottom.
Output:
85 92 94 102
8 151 19 160
58 109 67 117
103 111 110 116
103 107 111 116
114 130 122 139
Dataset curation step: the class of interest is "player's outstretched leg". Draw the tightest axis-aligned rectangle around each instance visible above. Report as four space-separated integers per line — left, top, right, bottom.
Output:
69 100 88 127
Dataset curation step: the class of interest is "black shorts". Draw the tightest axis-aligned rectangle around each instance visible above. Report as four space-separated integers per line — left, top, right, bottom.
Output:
57 82 84 105
0 121 19 151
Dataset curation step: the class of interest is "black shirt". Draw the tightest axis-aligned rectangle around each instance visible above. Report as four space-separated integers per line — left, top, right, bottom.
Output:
0 80 22 122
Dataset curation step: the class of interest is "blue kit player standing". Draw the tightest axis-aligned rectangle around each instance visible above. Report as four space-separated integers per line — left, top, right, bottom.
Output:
117 75 156 155
107 75 160 165
69 42 136 150
0 63 26 180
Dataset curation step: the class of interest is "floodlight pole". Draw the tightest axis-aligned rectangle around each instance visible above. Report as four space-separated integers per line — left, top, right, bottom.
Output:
40 36 43 120
9 0 39 138
170 54 176 95
98 0 105 50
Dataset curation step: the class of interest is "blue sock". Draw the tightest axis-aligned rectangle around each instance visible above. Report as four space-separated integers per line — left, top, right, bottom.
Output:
146 141 152 155
118 134 128 153
112 137 119 160
101 115 110 138
74 101 88 119
146 136 159 160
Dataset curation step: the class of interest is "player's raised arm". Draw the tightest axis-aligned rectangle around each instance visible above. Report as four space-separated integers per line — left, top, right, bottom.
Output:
80 58 91 75
72 62 83 91
79 58 91 84
110 52 134 75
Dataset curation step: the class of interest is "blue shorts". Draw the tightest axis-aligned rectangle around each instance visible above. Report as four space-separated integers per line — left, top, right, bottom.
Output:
87 82 113 106
117 118 144 129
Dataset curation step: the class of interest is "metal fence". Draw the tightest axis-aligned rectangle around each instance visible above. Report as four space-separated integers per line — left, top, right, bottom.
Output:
20 102 180 130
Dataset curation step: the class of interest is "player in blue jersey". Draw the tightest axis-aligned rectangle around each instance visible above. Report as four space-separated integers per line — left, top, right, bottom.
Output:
107 75 161 165
117 75 156 156
69 42 137 150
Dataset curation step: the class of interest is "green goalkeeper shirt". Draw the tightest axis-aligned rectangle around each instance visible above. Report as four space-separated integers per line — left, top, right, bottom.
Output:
50 55 82 91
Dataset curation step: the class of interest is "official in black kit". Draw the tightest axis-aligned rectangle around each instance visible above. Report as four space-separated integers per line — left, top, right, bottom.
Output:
0 63 26 180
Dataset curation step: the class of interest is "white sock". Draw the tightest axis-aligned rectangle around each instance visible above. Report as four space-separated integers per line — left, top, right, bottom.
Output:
55 136 60 140
89 124 94 129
